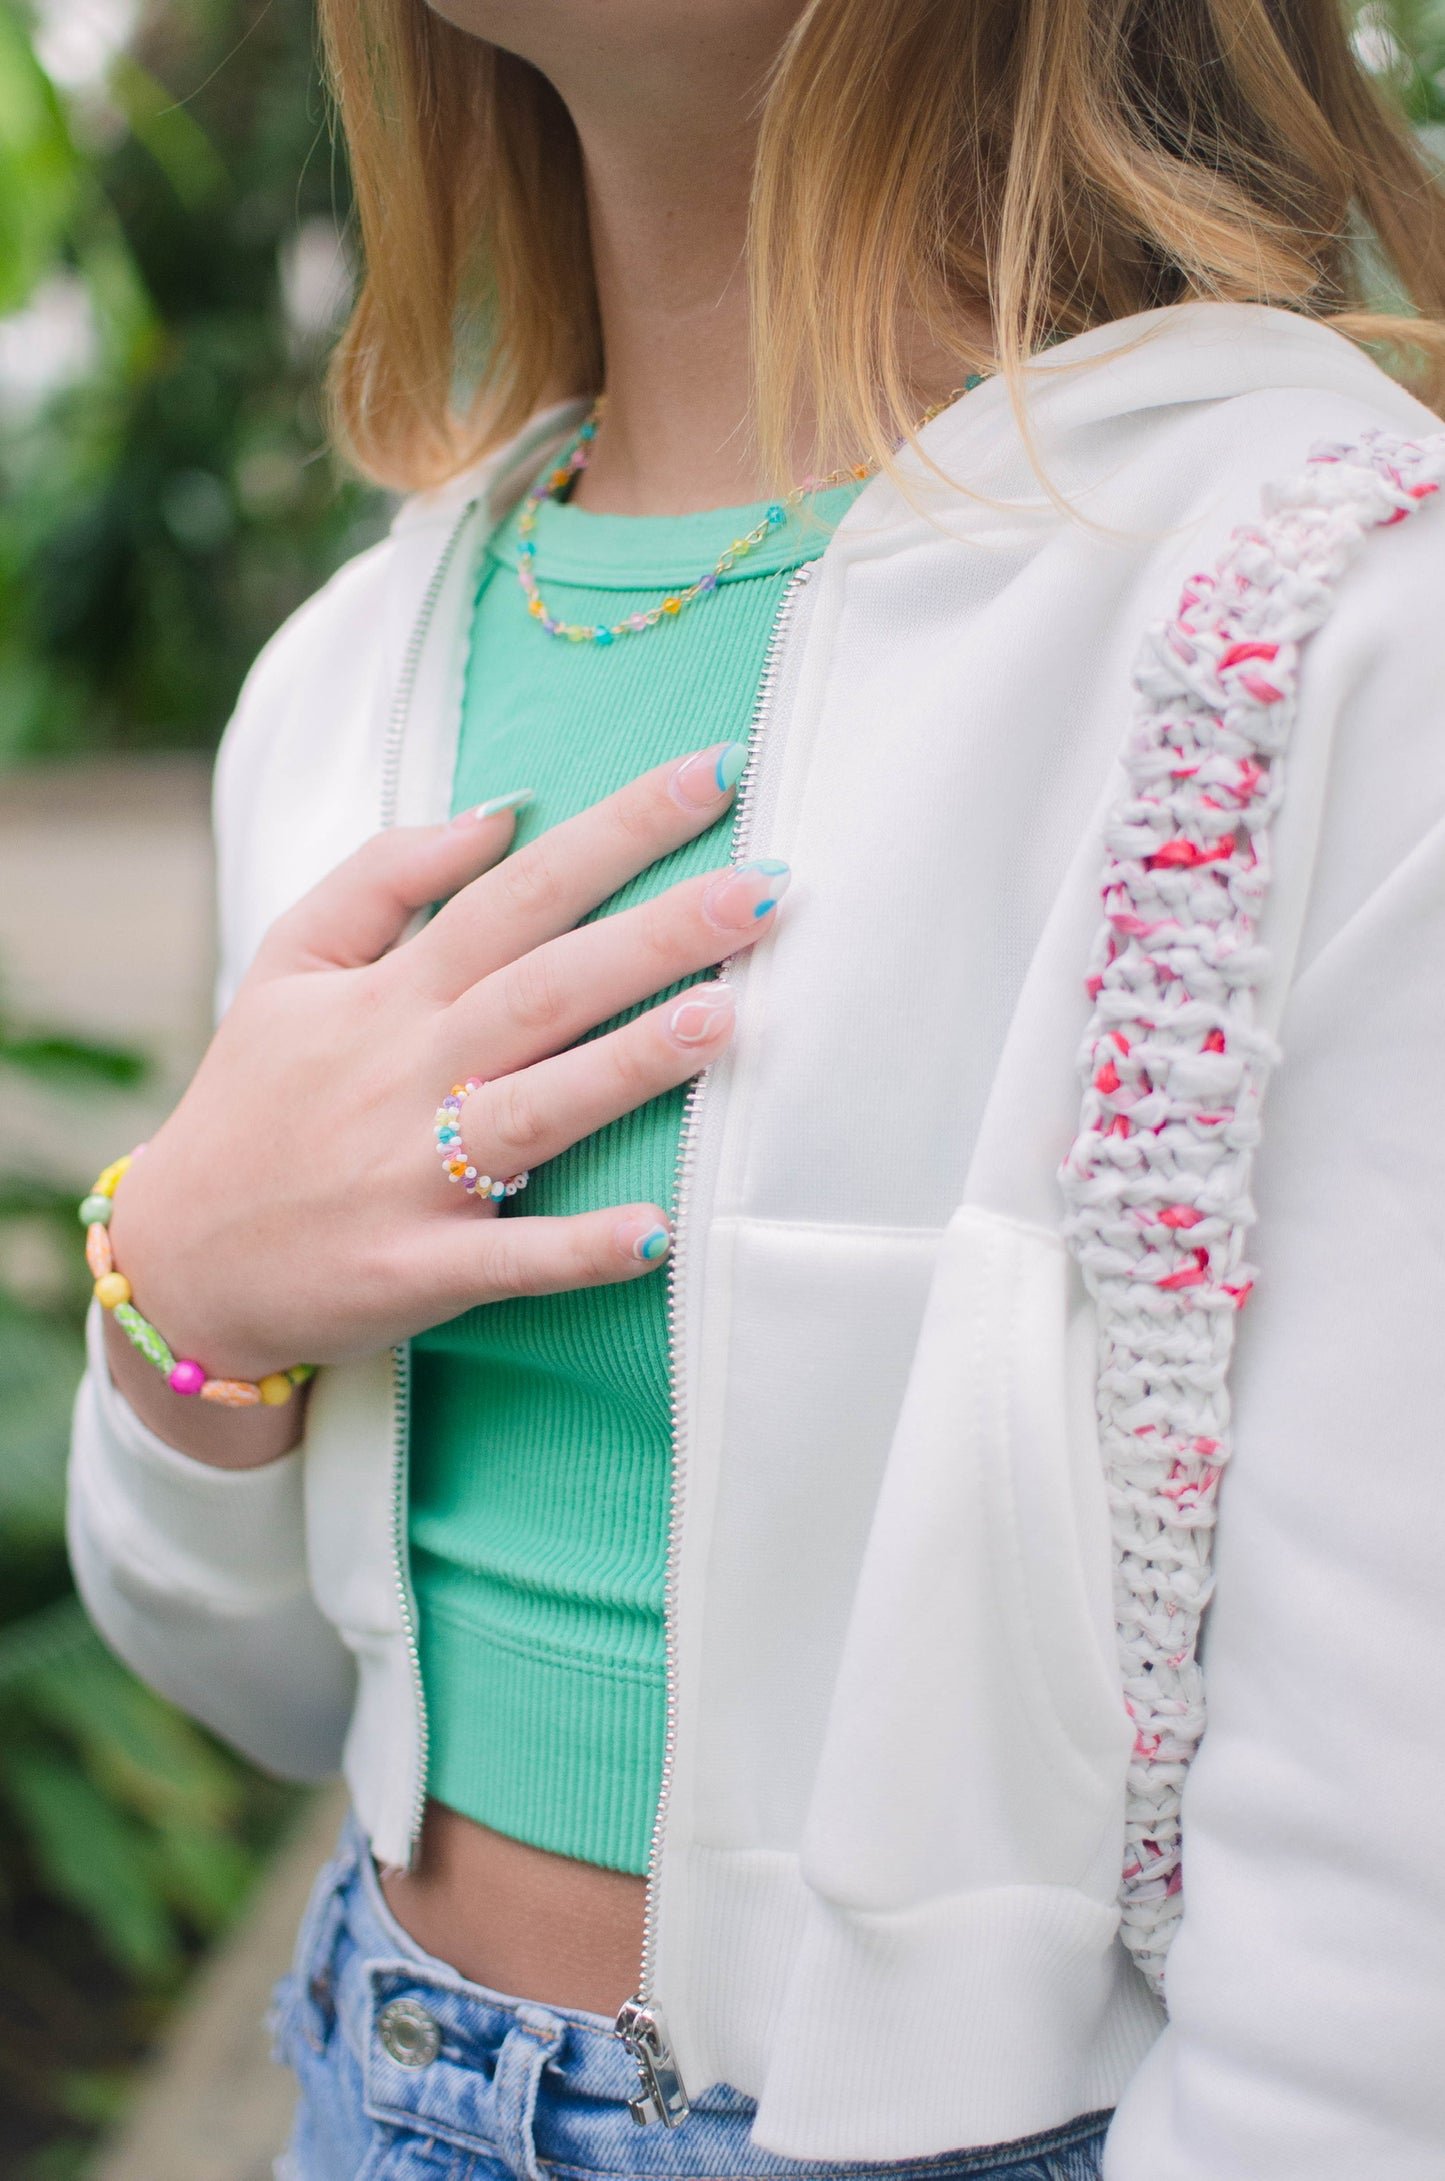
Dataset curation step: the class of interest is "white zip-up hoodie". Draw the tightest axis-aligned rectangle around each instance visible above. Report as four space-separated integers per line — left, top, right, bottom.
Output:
67 304 1445 2179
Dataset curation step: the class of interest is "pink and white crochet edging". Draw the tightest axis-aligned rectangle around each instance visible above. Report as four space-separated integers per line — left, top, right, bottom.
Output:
1059 427 1445 2000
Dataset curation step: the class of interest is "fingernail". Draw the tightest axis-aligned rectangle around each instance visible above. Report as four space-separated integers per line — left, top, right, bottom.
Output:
453 787 534 826
669 742 748 812
702 858 791 929
615 1217 672 1263
667 984 736 1047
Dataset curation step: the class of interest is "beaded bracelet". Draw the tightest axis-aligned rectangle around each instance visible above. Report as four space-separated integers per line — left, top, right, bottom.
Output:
81 1151 315 1409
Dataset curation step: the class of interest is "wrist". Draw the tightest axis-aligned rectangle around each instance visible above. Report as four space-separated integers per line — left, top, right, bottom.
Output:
88 1149 312 1462
102 1151 300 1385
99 1303 308 1470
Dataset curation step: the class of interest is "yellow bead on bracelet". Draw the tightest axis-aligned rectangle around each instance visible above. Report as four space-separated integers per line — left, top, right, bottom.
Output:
81 1148 315 1407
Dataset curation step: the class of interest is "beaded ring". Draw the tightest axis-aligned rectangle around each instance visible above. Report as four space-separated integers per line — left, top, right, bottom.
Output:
81 1151 315 1409
434 1079 531 1202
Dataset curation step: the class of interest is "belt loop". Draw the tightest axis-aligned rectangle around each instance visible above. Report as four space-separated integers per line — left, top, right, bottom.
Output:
493 2005 565 2181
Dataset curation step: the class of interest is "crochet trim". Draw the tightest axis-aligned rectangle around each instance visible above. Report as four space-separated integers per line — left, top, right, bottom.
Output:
1059 427 1445 1998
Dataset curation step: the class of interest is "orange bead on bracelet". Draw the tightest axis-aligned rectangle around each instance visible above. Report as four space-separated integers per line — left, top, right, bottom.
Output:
81 1148 315 1406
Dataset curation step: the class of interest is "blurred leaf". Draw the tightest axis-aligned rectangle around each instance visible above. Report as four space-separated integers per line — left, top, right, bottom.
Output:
19 2141 96 2181
54 2065 133 2128
110 55 230 213
29 1648 242 1836
0 1029 149 1086
0 1293 84 1532
0 4 80 313
150 1810 255 1927
0 1598 93 1692
0 1172 80 1216
3 1748 179 1976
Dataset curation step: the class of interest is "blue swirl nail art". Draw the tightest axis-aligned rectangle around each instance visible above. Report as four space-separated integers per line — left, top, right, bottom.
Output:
736 856 789 917
714 742 748 794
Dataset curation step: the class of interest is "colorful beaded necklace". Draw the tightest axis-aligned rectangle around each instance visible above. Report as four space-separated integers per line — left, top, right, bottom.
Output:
516 379 990 646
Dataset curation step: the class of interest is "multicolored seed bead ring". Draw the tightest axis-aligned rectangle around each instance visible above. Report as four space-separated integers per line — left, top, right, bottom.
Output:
81 1150 315 1409
434 1079 531 1202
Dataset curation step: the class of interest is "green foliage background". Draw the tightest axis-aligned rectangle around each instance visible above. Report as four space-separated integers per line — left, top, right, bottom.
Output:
0 0 384 768
1 0 1444 2174
0 1 379 2171
0 1016 297 2178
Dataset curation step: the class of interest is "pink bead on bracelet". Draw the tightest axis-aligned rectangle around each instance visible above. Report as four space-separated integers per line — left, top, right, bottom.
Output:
434 1078 531 1201
81 1150 315 1409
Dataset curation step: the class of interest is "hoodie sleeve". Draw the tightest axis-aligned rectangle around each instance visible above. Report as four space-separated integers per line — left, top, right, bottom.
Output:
67 1304 354 1779
1105 460 1445 2179
60 552 397 1780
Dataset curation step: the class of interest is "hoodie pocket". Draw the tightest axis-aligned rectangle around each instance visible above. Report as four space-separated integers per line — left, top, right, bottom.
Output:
799 1203 1130 1909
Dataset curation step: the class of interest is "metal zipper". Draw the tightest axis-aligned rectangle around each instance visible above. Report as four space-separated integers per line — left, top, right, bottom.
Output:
382 497 480 1855
616 560 814 2126
388 1338 431 1852
380 500 480 831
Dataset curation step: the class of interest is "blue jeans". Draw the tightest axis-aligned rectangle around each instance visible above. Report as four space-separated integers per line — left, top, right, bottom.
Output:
271 1816 1110 2181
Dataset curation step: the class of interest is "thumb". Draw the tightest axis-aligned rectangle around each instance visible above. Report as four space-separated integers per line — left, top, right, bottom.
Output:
253 797 531 976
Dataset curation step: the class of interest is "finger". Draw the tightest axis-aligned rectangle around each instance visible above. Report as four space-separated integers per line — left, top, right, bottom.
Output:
254 792 533 976
423 1203 675 1309
443 858 791 1076
456 981 738 1178
402 740 748 1002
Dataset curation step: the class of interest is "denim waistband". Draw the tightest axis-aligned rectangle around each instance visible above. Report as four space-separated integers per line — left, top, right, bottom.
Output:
273 1811 1111 2181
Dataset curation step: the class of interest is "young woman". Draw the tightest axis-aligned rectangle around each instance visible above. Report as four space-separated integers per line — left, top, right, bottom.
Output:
67 2 1445 2176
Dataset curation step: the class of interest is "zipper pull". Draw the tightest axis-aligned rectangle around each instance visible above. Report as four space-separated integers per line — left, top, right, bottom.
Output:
615 1998 692 2127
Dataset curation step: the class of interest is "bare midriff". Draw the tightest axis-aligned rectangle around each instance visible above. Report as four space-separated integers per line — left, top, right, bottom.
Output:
380 1797 647 2019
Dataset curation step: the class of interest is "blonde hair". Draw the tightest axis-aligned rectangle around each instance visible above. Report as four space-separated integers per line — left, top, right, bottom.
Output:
318 0 1445 492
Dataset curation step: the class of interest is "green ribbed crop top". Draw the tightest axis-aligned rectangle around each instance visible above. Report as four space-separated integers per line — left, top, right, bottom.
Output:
407 480 856 1873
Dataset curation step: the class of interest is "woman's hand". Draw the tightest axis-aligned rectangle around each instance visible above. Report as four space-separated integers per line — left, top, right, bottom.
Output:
102 742 785 1467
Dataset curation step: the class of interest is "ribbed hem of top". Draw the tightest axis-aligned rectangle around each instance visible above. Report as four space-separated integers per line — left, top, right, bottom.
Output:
418 1602 664 1874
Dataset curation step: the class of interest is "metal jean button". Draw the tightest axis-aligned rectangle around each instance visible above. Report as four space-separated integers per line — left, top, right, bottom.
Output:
377 1996 442 2068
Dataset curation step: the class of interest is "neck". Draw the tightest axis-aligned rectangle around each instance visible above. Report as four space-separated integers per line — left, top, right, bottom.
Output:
478 8 970 516
532 31 794 517
573 121 766 515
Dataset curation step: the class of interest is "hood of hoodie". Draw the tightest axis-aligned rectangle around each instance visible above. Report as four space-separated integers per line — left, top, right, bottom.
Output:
390 301 1425 544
